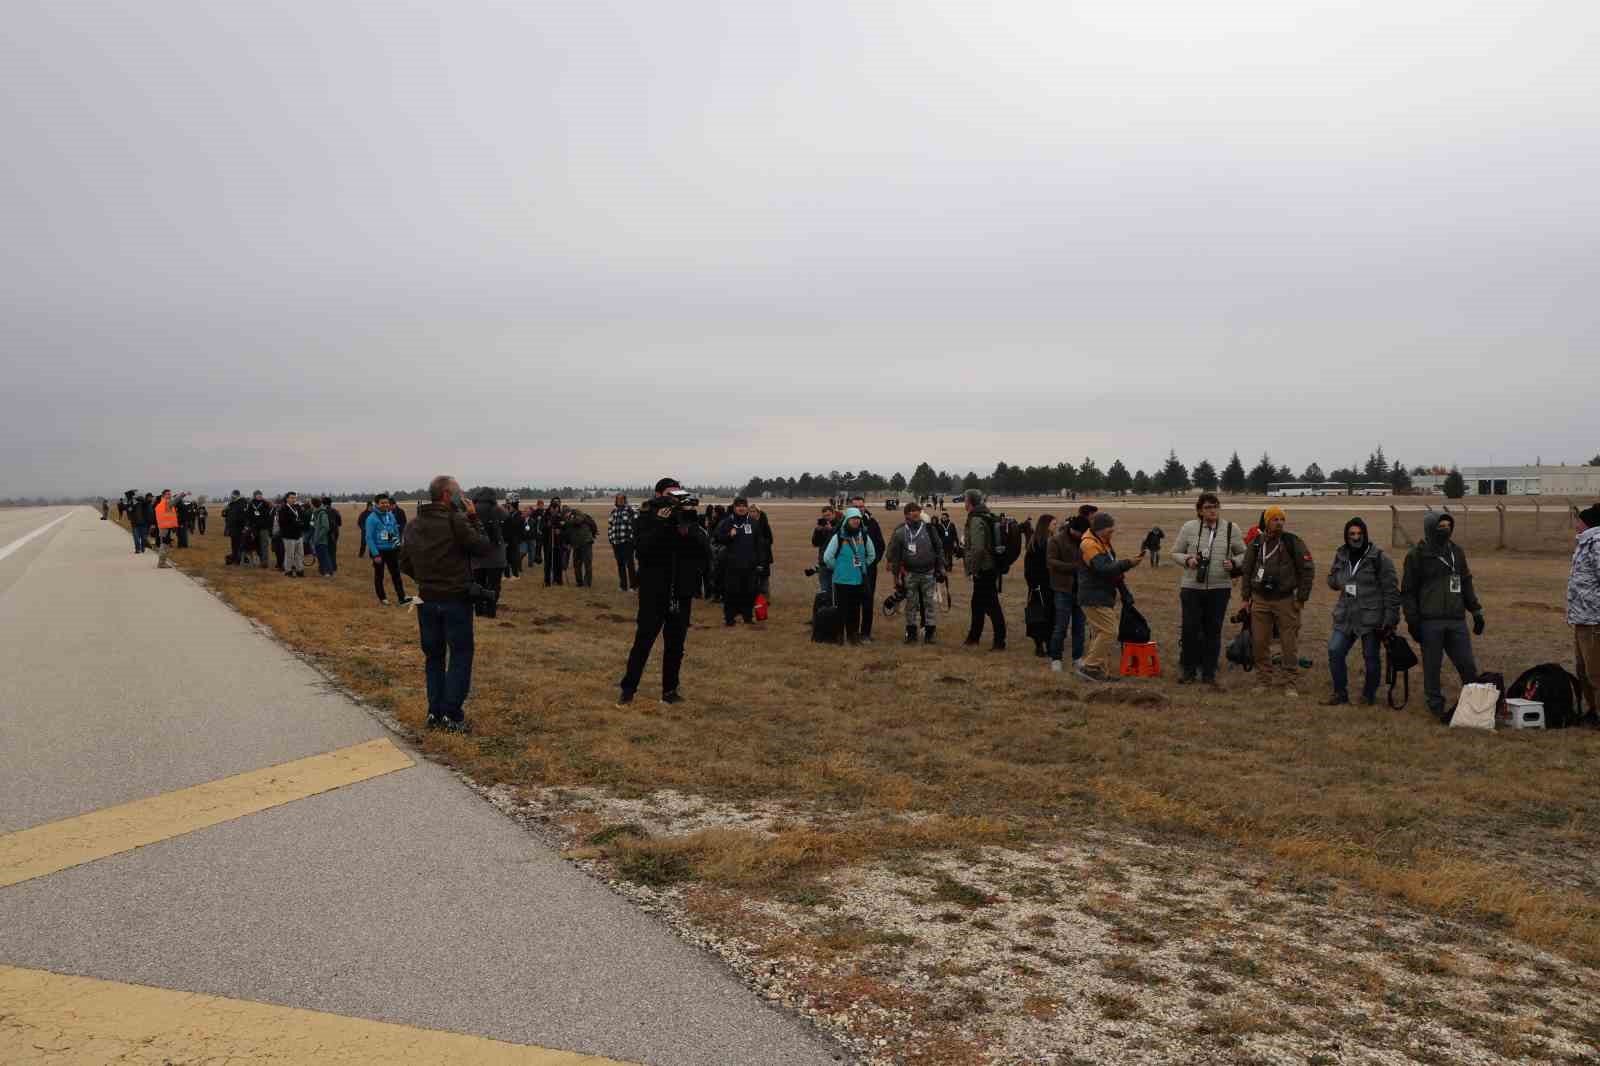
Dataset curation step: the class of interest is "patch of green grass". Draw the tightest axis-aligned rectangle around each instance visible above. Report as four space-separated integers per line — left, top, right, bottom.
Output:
587 822 649 846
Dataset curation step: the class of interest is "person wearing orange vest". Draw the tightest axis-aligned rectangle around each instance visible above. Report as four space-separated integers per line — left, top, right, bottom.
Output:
154 489 180 568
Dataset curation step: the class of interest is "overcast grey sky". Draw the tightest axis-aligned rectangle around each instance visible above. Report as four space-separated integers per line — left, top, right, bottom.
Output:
2 1 1596 495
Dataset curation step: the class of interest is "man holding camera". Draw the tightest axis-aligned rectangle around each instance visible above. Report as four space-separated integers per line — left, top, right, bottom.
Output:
618 478 710 707
886 500 945 644
1239 505 1314 692
811 506 838 596
400 475 493 732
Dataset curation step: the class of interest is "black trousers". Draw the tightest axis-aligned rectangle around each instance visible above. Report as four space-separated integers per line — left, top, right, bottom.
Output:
835 583 867 642
723 566 757 622
968 572 1007 643
373 548 406 602
543 543 565 584
613 543 637 590
472 567 503 617
1179 587 1231 678
227 529 244 563
621 591 691 696
272 535 285 569
860 565 880 638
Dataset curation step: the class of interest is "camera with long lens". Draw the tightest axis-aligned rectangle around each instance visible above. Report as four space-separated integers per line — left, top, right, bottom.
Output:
1194 556 1210 584
881 588 908 616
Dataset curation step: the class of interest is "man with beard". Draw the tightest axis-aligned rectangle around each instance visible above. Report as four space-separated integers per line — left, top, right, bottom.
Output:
1323 517 1400 706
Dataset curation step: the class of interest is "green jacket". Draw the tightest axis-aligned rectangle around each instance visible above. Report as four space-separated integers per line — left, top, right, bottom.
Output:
563 511 598 548
1402 513 1481 625
962 506 994 577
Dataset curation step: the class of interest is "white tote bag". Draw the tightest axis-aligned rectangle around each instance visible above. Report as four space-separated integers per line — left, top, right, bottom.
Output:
1449 683 1499 730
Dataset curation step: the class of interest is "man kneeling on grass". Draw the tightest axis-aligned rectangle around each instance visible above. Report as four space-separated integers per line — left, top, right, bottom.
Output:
400 475 492 734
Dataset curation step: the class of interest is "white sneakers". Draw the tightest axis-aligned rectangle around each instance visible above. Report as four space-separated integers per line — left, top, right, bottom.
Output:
1050 660 1063 673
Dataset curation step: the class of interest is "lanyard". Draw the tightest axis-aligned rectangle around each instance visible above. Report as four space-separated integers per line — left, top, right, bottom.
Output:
1201 522 1218 559
1434 548 1455 573
1348 552 1366 580
1259 539 1281 564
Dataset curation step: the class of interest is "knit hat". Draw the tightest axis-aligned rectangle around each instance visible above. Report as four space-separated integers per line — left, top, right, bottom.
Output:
1090 512 1116 533
1580 503 1600 529
1263 505 1287 524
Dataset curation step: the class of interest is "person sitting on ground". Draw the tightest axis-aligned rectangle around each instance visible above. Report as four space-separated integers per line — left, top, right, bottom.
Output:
1570 503 1600 718
1324 517 1400 706
1024 514 1057 657
1076 511 1141 682
1402 512 1484 720
1140 526 1165 568
1239 506 1314 695
885 500 945 645
822 507 877 645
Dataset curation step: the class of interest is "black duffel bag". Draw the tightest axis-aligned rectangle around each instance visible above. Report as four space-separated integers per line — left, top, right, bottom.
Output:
1386 632 1419 709
1117 599 1151 645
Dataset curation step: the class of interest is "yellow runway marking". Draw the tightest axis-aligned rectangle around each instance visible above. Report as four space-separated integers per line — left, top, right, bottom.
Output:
0 964 639 1064
0 739 412 888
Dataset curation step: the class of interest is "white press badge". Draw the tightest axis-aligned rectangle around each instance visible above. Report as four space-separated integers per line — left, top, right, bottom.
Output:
1256 567 1265 582
1450 575 1462 594
1345 583 1358 597
907 542 918 555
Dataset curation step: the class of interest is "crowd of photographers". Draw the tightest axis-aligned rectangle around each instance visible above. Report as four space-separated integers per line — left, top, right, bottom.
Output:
114 480 1600 733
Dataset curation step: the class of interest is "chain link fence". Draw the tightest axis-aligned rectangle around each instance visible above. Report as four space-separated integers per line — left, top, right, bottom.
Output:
1389 499 1584 555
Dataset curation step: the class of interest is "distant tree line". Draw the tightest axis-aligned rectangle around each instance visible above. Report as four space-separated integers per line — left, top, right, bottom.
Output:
738 446 1420 499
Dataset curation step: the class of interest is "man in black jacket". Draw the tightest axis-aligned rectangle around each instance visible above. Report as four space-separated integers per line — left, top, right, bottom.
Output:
1402 511 1486 719
400 475 493 732
618 478 710 707
222 490 244 564
715 497 761 625
541 498 568 586
277 492 307 577
246 491 272 568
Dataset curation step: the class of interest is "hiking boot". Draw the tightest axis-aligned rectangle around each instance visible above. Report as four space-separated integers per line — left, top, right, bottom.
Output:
616 691 635 708
1359 693 1377 706
904 629 918 645
424 715 444 730
990 640 1006 652
1178 671 1197 685
1202 676 1222 690
660 691 685 706
963 638 980 647
1076 666 1105 683
922 628 936 645
1322 694 1350 706
445 718 472 735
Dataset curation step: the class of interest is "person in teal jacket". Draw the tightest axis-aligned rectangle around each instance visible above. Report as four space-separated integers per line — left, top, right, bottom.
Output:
364 496 410 605
823 507 878 643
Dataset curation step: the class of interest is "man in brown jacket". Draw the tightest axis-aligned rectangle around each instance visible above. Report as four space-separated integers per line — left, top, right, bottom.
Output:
1045 505 1097 673
1239 505 1315 692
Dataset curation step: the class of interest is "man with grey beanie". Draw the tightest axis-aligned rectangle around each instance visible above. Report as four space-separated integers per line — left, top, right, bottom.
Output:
1076 510 1142 681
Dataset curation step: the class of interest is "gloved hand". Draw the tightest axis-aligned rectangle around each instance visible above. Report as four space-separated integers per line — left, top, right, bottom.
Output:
1473 611 1486 636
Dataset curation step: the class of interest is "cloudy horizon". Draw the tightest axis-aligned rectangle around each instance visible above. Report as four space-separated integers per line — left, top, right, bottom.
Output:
3 1 1595 497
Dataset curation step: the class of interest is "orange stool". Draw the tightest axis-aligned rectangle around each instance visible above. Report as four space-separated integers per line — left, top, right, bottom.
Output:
1119 642 1161 678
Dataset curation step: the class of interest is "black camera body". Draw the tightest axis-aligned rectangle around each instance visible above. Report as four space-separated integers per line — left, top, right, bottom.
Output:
1260 575 1280 595
881 588 908 616
1194 558 1210 584
468 582 499 608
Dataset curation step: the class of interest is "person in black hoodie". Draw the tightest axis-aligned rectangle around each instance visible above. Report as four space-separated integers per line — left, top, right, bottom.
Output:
618 478 711 706
246 491 273 568
715 498 761 625
846 494 887 641
1402 512 1485 718
540 499 567 585
277 492 307 577
1024 514 1057 656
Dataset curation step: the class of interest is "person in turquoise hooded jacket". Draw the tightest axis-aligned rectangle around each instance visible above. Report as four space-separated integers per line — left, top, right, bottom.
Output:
823 507 878 644
364 495 410 606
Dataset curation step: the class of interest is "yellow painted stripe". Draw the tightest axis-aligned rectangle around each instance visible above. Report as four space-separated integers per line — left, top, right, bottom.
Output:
0 739 412 888
0 964 639 1064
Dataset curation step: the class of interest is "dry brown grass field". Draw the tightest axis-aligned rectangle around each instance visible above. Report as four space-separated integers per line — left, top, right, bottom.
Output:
155 498 1599 1064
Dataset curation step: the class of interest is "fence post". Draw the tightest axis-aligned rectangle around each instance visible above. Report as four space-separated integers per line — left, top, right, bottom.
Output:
1389 504 1408 548
1533 497 1541 530
1496 504 1506 550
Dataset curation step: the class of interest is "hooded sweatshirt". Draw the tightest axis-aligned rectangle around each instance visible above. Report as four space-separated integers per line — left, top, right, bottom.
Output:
822 509 877 585
1402 512 1481 625
1328 517 1400 636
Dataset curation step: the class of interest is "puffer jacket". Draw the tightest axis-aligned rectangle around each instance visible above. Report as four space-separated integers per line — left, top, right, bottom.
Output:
1568 525 1600 626
1077 530 1135 608
823 509 877 585
1402 512 1481 625
399 502 493 601
1170 518 1247 592
1327 519 1400 636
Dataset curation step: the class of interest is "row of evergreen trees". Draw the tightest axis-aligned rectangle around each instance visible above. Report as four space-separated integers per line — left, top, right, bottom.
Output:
740 448 1424 499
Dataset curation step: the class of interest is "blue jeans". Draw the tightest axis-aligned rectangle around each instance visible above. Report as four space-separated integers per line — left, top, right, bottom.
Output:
818 566 834 598
1048 589 1086 662
131 524 147 552
1328 629 1382 700
314 543 335 575
417 599 474 721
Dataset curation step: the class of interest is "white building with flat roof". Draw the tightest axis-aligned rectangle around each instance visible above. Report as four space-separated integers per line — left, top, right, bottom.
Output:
1416 465 1600 497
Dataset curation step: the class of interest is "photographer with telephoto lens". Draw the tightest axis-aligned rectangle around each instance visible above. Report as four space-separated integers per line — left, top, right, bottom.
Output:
399 475 494 732
618 478 711 707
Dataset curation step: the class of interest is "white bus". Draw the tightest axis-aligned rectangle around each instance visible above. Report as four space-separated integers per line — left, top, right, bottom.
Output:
1315 482 1349 496
1267 482 1316 497
1354 482 1393 496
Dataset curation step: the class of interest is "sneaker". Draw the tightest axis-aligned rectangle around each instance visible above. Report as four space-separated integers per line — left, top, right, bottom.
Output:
443 718 472 734
1322 694 1350 706
990 641 1006 652
616 691 635 707
424 715 444 730
923 629 936 644
1050 659 1063 673
962 638 980 647
1360 694 1377 706
1072 658 1085 671
399 596 415 606
660 691 685 706
1076 666 1104 683
377 599 389 607
1202 677 1222 690
1178 671 1197 685
904 631 918 645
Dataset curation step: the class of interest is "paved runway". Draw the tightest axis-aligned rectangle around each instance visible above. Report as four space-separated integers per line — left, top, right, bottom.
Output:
0 507 842 1065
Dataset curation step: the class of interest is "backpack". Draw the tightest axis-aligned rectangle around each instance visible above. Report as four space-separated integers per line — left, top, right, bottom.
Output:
1225 616 1254 671
1118 601 1152 645
978 513 1021 575
1385 632 1419 710
1507 663 1585 729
